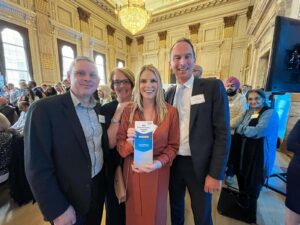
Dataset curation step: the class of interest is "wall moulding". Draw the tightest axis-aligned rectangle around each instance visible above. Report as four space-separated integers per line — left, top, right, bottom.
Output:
0 0 36 27
50 19 82 41
89 37 107 50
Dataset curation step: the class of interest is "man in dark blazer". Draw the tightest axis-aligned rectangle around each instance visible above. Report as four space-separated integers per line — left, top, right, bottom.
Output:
166 38 231 225
25 56 109 225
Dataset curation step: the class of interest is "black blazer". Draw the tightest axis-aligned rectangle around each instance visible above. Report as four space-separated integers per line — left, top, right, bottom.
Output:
165 78 231 182
24 92 109 221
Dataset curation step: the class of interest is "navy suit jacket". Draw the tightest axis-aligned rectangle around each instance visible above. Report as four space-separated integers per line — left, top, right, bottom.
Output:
24 92 109 221
165 78 231 183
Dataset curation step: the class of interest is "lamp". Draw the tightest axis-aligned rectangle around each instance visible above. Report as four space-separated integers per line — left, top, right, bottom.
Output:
116 0 150 35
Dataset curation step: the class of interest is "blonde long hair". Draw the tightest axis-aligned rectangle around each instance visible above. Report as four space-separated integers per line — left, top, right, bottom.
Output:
0 113 10 132
130 65 167 124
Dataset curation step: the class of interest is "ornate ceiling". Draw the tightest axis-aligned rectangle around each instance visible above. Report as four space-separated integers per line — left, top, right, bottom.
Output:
92 0 242 24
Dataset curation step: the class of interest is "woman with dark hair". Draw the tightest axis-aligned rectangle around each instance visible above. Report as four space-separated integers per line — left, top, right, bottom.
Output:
99 67 135 225
285 120 300 225
45 86 57 97
230 89 279 223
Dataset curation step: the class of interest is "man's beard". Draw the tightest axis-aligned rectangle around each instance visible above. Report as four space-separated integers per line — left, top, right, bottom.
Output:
226 89 237 96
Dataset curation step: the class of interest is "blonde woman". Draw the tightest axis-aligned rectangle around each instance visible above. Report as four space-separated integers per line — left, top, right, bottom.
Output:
54 82 66 95
98 85 112 105
117 65 179 225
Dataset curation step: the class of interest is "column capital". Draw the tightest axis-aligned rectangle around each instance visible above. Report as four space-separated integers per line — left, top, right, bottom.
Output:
158 31 167 41
224 15 237 28
107 25 116 36
247 6 254 20
189 23 200 35
77 7 91 23
136 36 144 45
126 37 133 46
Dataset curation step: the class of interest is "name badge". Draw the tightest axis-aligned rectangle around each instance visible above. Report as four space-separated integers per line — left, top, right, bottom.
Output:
250 113 259 119
191 94 205 105
98 115 105 123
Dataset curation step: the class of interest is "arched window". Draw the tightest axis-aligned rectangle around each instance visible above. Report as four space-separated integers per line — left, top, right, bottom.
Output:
57 39 77 80
0 27 31 87
117 59 125 68
94 52 106 85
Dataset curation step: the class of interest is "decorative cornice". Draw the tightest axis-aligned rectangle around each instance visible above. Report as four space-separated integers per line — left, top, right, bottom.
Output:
158 31 167 41
136 36 144 45
189 23 200 35
90 0 116 18
223 15 237 27
150 0 235 24
77 7 91 23
126 37 133 46
50 19 82 40
0 0 36 27
106 25 115 36
247 5 254 20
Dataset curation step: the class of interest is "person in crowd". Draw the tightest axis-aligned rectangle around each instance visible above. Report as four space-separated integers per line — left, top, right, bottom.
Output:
0 113 14 184
28 81 44 99
10 100 29 134
63 79 71 91
55 82 66 95
192 64 203 79
117 64 179 225
19 87 38 104
165 38 230 225
24 56 109 225
41 83 48 92
99 67 135 225
230 89 279 223
241 84 252 96
0 96 18 125
285 120 300 225
45 86 57 97
8 83 20 106
98 85 112 105
224 76 246 185
2 84 10 100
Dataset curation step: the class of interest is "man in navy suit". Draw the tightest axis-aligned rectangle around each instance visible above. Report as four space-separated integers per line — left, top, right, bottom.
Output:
166 38 230 225
25 56 109 225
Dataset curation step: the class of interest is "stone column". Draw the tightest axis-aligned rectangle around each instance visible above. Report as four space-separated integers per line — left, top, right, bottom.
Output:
34 0 56 84
189 23 201 65
220 15 237 81
136 36 144 73
107 25 116 72
77 7 91 56
158 31 167 83
126 37 133 69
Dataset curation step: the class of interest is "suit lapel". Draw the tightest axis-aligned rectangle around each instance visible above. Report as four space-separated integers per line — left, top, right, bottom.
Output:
189 79 203 132
166 85 177 105
62 93 90 161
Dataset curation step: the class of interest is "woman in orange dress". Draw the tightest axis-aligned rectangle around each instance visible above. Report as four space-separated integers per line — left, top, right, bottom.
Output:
117 65 179 225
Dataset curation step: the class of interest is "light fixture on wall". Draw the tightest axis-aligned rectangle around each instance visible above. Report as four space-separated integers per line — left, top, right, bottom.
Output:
116 0 150 35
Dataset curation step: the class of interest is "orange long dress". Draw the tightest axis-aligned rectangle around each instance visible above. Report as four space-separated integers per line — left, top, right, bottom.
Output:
117 104 179 225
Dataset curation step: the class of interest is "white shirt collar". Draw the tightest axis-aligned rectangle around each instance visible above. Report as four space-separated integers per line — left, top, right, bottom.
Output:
70 90 96 108
177 75 194 89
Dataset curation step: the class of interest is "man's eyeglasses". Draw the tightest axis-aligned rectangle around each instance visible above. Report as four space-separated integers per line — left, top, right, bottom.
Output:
113 79 131 86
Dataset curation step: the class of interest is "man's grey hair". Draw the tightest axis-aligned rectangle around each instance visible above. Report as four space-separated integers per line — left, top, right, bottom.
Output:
68 56 96 76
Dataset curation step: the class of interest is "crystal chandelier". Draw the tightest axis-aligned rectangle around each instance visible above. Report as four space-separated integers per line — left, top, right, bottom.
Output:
116 0 150 35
